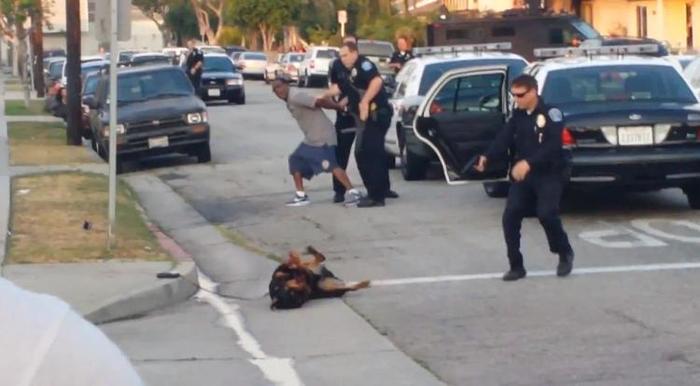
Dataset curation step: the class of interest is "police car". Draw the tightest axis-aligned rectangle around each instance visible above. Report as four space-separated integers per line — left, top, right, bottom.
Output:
411 44 700 208
389 43 527 178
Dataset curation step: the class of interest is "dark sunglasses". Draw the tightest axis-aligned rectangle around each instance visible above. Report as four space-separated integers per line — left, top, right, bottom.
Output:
511 89 531 98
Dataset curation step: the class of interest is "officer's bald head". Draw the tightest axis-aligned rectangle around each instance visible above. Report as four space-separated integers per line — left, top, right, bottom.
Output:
340 42 359 70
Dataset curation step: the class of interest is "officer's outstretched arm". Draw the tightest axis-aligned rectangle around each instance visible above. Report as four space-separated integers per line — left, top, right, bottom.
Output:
526 116 564 171
361 76 383 106
484 116 516 161
321 84 342 99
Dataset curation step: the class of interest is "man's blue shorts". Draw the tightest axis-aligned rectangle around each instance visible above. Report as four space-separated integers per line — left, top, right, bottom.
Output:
288 143 339 180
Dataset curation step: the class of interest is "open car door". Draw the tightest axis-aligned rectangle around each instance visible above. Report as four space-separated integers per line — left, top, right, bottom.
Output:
413 66 510 185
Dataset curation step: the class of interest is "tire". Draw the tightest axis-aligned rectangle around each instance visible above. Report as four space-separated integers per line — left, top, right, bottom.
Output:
483 181 510 198
683 186 700 209
235 93 246 105
400 146 429 181
386 152 397 169
196 143 211 163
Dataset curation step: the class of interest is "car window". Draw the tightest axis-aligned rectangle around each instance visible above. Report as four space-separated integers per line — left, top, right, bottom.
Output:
684 59 700 89
289 54 304 62
420 59 526 95
432 73 504 114
245 53 267 61
358 42 394 58
571 20 601 39
116 69 192 103
316 50 338 59
394 62 418 98
549 27 577 45
203 56 235 72
543 65 697 105
83 75 99 95
49 61 64 78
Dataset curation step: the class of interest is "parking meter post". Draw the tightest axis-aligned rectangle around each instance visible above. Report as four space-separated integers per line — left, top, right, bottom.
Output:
107 0 118 250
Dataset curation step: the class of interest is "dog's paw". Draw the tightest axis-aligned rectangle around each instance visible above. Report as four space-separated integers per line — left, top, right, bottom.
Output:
353 280 371 290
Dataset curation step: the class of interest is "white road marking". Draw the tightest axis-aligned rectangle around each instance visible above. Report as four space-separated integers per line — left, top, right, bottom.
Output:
631 219 700 244
196 273 304 386
369 262 700 287
579 226 667 248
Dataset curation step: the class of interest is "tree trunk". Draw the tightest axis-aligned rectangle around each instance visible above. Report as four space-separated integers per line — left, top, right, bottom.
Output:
259 24 269 53
32 0 45 98
65 0 82 146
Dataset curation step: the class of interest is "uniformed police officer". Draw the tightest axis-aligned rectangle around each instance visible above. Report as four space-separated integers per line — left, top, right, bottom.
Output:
185 39 204 95
328 41 394 208
328 35 360 203
475 74 574 281
389 36 414 73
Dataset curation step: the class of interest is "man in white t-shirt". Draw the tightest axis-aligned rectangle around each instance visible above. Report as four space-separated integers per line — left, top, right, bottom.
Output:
0 277 144 386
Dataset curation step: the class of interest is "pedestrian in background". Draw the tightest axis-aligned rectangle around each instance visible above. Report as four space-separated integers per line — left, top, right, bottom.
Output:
389 36 414 74
475 74 574 281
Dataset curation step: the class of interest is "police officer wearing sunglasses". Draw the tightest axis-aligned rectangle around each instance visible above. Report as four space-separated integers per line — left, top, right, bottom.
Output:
475 74 574 281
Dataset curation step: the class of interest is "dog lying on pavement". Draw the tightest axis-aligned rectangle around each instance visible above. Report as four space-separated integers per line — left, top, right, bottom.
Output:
269 246 370 310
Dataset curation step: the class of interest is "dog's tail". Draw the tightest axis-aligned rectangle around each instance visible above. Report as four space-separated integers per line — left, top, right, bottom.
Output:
306 245 326 263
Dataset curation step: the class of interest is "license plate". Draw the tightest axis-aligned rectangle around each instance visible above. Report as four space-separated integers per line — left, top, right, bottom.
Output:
618 126 653 146
208 88 221 97
148 136 169 149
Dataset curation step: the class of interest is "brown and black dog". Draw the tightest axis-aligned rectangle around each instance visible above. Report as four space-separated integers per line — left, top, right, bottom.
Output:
269 246 370 310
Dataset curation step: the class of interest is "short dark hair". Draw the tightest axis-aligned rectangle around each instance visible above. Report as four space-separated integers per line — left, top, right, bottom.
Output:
343 35 358 44
342 41 358 53
511 74 538 91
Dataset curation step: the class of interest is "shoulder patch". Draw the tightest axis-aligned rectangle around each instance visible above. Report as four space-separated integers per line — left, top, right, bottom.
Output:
361 60 373 71
548 108 563 123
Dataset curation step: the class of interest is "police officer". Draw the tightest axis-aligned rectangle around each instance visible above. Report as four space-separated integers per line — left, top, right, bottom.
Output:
475 74 574 281
330 41 394 208
389 36 414 74
185 39 204 95
328 35 360 203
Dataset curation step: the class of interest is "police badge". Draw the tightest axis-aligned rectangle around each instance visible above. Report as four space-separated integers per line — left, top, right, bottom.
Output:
350 68 358 79
536 114 546 128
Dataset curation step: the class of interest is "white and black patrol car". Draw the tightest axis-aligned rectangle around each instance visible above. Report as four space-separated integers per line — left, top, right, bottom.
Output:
389 42 527 177
410 44 700 209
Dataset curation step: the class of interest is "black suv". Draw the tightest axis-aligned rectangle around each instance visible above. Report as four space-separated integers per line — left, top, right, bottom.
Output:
85 65 211 172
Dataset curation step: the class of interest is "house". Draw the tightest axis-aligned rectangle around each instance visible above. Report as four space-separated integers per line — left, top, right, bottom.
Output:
43 0 164 55
392 0 516 15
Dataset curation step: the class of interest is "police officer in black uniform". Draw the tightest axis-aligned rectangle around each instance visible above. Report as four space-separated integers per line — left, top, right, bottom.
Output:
331 41 394 208
389 36 414 74
327 35 360 203
185 39 204 95
475 74 574 281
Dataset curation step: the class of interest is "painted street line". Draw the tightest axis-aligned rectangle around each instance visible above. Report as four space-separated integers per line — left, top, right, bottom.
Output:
370 262 700 287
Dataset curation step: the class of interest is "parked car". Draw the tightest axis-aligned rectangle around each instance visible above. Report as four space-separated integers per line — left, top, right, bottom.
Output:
118 50 144 63
84 65 211 173
683 56 700 94
199 53 245 104
358 39 396 92
43 57 65 92
275 53 305 82
390 44 527 179
264 54 284 83
60 57 109 86
162 47 189 65
197 45 226 55
80 70 103 140
43 48 66 58
235 51 268 79
298 46 339 87
126 53 172 67
225 45 246 56
411 44 700 208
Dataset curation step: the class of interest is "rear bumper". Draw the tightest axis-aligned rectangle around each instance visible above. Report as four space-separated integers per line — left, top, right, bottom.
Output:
109 125 210 160
569 147 700 190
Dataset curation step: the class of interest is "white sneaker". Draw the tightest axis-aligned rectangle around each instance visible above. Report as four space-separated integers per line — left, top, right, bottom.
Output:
343 189 362 207
286 192 310 207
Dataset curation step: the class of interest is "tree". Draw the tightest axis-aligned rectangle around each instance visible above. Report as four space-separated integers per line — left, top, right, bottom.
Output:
189 0 225 44
229 0 300 52
164 0 198 46
133 0 174 46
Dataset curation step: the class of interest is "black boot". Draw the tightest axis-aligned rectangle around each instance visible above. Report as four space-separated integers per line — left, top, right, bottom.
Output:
502 268 527 282
557 250 574 277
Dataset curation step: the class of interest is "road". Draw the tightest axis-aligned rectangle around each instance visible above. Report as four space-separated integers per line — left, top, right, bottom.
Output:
107 81 700 385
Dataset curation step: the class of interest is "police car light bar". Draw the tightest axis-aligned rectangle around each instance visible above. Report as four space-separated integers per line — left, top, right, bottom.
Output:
533 44 659 59
414 42 513 56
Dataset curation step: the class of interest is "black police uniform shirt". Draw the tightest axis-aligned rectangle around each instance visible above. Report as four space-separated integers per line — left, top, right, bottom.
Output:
347 55 390 112
486 100 565 174
328 58 355 129
390 50 414 72
186 48 204 78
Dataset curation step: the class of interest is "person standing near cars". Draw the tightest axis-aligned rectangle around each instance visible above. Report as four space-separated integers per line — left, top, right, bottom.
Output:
474 74 574 281
326 41 396 208
185 39 204 94
389 36 414 74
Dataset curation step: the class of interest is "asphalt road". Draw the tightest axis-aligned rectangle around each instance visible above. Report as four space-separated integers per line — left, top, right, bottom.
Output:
129 81 700 385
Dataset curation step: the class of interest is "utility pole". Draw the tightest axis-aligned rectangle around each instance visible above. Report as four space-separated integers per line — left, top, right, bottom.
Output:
31 0 45 98
65 0 82 146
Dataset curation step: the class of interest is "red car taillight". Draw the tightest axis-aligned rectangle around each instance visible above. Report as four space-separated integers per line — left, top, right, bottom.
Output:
562 127 576 146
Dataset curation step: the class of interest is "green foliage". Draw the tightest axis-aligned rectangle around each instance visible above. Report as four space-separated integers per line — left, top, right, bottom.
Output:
229 0 300 30
356 14 428 46
164 0 199 44
217 26 245 46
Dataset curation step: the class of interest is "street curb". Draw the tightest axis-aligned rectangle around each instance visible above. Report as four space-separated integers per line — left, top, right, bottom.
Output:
85 260 198 325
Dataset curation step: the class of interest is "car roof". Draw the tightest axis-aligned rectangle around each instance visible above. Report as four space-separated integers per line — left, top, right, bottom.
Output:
536 55 678 72
117 64 179 75
131 52 168 58
412 52 527 66
203 53 230 58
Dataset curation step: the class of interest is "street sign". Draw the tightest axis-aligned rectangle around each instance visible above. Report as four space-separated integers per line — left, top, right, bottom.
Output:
338 10 347 24
95 0 132 44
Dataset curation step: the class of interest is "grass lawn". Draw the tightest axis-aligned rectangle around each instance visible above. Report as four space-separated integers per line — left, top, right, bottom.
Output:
8 122 96 165
8 172 171 264
5 99 47 116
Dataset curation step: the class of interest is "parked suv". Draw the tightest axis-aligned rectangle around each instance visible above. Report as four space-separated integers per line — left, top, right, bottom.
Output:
85 65 211 173
358 39 396 91
298 46 339 87
411 44 700 208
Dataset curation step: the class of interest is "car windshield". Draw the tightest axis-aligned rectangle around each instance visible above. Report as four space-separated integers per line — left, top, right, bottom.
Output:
542 65 697 106
316 50 338 59
116 69 192 104
203 56 235 72
83 75 99 95
49 61 64 78
419 59 527 95
358 42 394 58
244 53 267 61
288 54 304 62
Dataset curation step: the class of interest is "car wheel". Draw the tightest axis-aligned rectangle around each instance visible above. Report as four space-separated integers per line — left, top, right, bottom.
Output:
386 152 397 169
483 181 510 198
96 141 108 161
400 146 429 181
683 186 700 209
196 143 212 163
235 93 246 105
